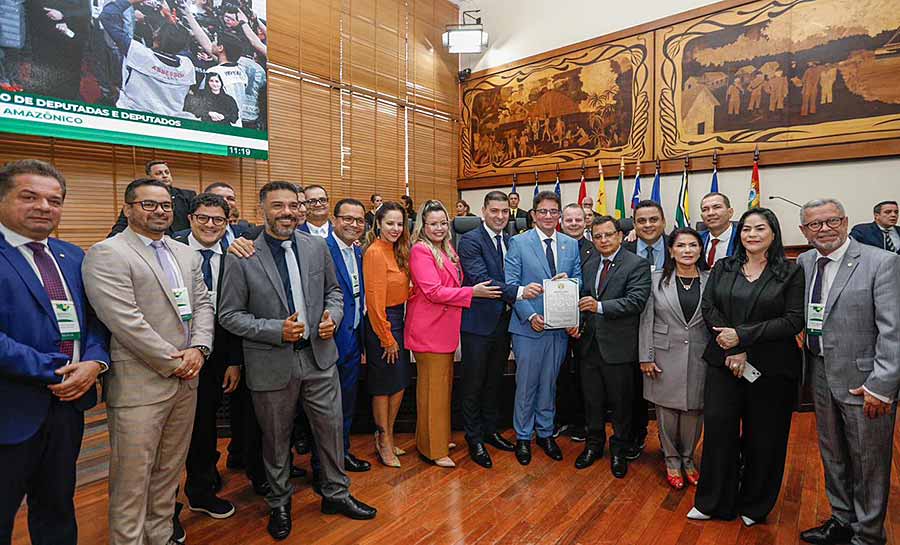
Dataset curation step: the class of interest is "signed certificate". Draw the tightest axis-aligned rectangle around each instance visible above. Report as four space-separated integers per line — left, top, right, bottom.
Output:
543 278 580 329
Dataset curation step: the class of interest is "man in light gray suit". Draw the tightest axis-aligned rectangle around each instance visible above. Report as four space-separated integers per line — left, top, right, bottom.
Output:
218 181 375 541
797 198 900 545
83 178 215 545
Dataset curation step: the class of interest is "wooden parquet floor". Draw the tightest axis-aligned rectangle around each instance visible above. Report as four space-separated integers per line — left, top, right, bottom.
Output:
12 413 900 544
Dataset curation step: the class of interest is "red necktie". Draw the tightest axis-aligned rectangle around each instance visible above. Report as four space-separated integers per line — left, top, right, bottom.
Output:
707 238 719 268
26 242 74 358
597 259 612 294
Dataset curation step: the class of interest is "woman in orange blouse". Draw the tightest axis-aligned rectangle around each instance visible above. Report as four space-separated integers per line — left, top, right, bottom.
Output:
363 201 411 467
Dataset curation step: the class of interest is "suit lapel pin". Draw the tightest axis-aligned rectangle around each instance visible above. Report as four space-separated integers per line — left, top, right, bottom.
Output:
58 253 65 258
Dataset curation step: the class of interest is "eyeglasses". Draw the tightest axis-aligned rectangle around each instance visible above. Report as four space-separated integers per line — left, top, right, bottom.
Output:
306 197 329 206
127 200 173 212
534 208 561 217
191 213 227 226
803 216 845 232
592 231 619 240
336 215 365 226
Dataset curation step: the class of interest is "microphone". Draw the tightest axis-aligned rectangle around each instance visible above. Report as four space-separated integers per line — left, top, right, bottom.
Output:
768 195 802 208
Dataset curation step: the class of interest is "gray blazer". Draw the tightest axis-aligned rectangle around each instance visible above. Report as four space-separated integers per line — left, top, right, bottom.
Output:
638 271 709 411
82 228 215 408
798 239 900 404
218 231 343 392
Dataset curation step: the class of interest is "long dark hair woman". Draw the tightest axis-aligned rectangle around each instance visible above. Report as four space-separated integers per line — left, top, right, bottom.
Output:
185 72 240 125
638 228 710 490
687 208 804 526
362 201 412 467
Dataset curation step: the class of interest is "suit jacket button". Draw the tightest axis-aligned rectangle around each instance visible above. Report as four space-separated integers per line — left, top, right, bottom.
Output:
684 340 689 344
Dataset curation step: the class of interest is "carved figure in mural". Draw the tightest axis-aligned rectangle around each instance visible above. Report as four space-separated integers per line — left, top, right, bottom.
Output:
794 61 823 116
727 78 743 115
552 117 566 146
747 72 766 111
820 65 838 105
766 70 788 112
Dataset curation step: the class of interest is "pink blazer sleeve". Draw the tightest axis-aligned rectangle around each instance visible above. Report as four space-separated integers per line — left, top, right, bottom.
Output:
409 243 474 308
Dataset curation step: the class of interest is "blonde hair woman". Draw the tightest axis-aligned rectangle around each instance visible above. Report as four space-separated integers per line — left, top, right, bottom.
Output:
406 200 501 466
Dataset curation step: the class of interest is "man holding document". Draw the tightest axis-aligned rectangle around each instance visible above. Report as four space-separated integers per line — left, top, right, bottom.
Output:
574 215 651 477
505 190 582 465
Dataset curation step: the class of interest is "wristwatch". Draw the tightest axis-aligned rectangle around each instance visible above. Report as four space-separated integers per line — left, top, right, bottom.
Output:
192 345 212 359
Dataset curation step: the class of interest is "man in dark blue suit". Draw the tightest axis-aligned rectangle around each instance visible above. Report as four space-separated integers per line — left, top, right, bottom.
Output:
320 198 370 473
698 192 739 267
0 159 110 545
850 200 900 254
458 191 528 468
302 185 334 239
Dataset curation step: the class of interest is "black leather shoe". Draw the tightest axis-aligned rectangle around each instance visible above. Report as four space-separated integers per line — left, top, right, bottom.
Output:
213 471 223 494
484 433 516 452
536 437 563 461
294 437 311 456
624 445 642 461
311 471 323 497
321 494 377 520
515 440 532 465
171 502 185 544
574 446 603 469
251 479 271 497
267 505 292 540
468 442 493 468
800 518 854 544
611 455 628 478
290 465 307 479
345 452 372 472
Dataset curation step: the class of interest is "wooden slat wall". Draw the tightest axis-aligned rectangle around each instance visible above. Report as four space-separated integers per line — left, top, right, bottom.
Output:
0 0 459 250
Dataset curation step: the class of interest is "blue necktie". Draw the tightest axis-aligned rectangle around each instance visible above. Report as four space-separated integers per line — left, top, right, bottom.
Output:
199 249 214 290
544 238 556 277
495 234 504 269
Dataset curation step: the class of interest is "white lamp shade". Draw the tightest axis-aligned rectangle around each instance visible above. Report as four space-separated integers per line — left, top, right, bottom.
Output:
441 27 489 54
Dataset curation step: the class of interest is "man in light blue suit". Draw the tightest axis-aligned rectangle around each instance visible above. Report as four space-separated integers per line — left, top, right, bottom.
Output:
505 190 582 465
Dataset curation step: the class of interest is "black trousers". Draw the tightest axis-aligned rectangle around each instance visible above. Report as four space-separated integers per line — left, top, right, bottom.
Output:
631 364 650 443
695 365 796 521
185 363 227 500
227 375 266 484
0 400 83 545
580 341 634 455
555 338 585 428
460 311 511 444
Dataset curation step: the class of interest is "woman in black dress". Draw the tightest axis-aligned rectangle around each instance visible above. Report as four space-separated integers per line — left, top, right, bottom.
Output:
185 72 240 125
688 208 805 526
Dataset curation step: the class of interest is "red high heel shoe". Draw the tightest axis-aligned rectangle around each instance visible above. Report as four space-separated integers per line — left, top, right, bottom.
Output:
666 471 685 490
685 468 700 486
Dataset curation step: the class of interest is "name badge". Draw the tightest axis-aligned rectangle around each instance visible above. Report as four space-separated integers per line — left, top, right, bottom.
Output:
51 300 81 341
208 290 217 314
807 302 824 336
650 265 657 273
350 271 360 295
173 287 193 321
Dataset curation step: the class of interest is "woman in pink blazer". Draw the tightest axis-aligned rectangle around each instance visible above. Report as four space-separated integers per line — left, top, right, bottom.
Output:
406 200 501 467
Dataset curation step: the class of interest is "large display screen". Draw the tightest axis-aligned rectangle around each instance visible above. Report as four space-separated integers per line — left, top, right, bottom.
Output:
0 0 268 158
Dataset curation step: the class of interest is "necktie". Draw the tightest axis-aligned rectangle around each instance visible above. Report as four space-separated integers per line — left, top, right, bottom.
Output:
807 256 830 355
495 234 504 268
544 238 556 277
342 246 360 329
596 258 612 295
282 240 308 338
884 230 896 253
150 240 190 343
26 242 74 358
199 249 214 291
646 246 655 267
707 238 719 268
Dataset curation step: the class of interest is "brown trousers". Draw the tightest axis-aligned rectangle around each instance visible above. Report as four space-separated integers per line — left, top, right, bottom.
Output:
414 352 454 460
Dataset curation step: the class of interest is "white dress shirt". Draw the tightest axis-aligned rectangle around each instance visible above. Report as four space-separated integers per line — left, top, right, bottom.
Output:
0 222 81 363
812 238 890 402
483 223 508 255
307 221 330 238
335 235 361 328
706 223 733 265
188 233 222 292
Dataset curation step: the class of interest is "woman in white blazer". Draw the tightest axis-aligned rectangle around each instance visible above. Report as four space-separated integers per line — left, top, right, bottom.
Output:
638 227 710 490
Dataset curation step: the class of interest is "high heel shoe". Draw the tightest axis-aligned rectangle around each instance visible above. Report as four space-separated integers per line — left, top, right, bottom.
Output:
684 468 700 486
419 453 456 468
393 446 407 456
374 431 401 468
666 469 685 490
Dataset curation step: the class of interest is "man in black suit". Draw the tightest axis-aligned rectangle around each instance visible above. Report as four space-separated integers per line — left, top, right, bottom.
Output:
555 204 593 441
203 182 250 244
850 200 900 254
699 192 739 266
173 194 244 520
108 160 196 237
458 191 525 468
364 193 382 232
621 199 668 457
575 215 651 477
508 191 529 222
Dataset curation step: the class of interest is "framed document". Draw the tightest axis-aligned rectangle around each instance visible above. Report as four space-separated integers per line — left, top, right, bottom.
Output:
542 278 580 329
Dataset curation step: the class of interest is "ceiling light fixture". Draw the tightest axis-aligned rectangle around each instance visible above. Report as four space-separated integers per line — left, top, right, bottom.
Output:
442 10 489 54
